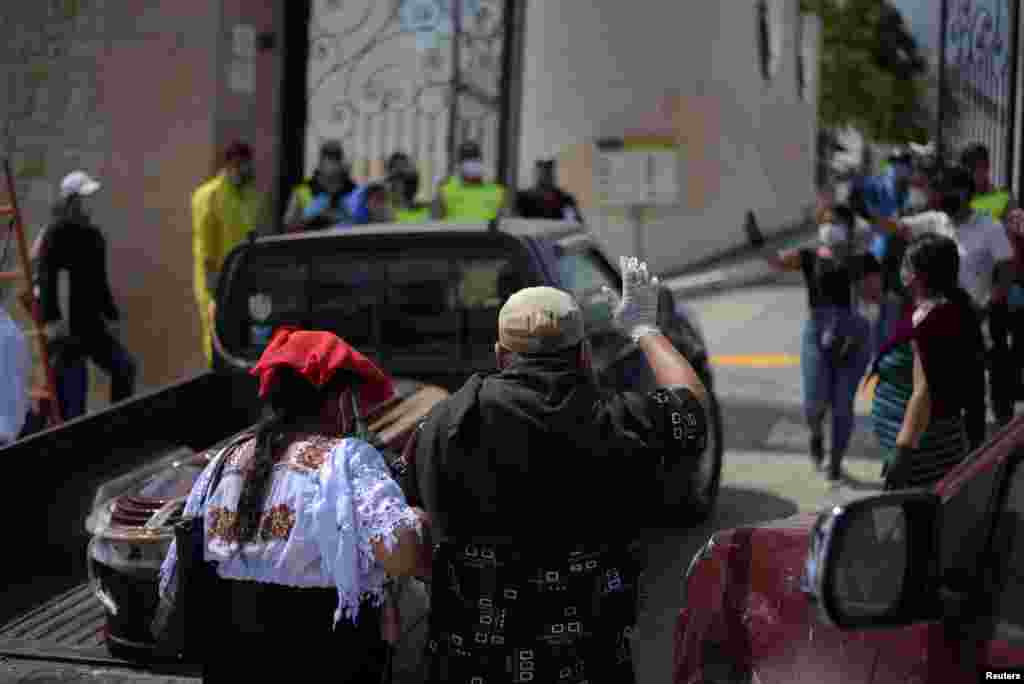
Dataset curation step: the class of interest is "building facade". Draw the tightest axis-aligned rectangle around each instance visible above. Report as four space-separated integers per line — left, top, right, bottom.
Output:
1 0 818 394
937 0 1021 190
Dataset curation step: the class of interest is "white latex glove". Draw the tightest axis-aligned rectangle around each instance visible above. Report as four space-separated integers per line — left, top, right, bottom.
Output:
601 256 662 342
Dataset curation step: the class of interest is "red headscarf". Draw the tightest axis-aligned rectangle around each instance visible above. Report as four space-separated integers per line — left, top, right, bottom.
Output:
249 327 394 414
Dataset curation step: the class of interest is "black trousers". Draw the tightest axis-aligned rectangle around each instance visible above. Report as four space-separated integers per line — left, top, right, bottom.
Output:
988 300 1024 424
49 325 136 419
200 581 389 683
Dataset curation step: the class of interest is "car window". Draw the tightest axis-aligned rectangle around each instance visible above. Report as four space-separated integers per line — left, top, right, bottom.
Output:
989 460 1024 643
557 249 617 330
229 245 527 363
237 252 310 354
382 257 458 359
311 256 380 349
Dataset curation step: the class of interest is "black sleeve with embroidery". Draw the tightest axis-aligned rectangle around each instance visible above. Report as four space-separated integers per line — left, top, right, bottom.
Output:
602 386 708 468
642 386 708 463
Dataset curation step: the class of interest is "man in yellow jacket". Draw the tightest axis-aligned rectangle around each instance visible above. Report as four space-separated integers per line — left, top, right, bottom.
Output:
431 141 506 222
192 141 267 364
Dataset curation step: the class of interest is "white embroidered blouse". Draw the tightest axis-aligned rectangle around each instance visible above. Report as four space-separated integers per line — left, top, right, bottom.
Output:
158 435 421 627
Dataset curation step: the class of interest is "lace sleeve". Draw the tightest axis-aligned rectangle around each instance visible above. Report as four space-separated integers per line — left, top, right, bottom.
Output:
349 442 423 573
314 439 422 626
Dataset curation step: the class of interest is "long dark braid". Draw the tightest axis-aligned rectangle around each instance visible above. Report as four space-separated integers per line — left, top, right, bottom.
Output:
233 368 353 545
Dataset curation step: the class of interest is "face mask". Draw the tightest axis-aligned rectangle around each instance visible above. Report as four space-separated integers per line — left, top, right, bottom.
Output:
818 222 848 247
907 187 929 211
461 160 485 179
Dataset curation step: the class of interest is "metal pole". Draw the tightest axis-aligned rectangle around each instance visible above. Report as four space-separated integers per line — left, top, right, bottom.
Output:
446 0 463 175
498 0 525 192
1007 0 1020 192
937 0 950 166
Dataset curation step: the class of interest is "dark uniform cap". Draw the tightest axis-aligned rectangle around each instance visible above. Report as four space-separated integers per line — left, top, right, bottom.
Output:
498 287 585 354
320 140 345 162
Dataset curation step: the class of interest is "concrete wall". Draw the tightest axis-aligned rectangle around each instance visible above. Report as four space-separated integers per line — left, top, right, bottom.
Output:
517 0 819 276
1 0 283 409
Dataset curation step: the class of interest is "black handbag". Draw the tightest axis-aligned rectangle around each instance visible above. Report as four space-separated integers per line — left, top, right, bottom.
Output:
151 434 248 660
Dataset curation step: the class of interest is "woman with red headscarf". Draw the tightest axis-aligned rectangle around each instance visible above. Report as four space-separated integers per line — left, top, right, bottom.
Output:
158 327 430 682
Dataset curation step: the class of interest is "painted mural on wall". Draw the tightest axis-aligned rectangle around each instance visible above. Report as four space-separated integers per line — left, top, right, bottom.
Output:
946 0 1011 104
306 0 505 194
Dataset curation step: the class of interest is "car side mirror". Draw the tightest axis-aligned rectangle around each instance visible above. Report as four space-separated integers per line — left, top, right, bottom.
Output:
802 491 942 630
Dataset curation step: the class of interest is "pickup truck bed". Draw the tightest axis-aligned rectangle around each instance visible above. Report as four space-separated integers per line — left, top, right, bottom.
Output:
0 585 200 682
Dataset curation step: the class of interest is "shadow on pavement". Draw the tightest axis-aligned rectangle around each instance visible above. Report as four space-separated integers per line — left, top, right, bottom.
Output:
842 474 885 491
631 486 799 684
717 396 884 462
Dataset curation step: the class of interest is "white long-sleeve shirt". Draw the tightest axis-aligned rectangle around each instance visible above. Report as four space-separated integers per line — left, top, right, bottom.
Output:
159 435 421 627
0 307 30 445
900 210 1014 308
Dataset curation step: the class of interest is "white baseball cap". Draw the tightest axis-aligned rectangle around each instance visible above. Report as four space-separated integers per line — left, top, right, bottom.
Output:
60 171 101 199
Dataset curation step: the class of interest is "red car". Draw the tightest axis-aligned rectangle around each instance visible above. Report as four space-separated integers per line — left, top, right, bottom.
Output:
674 419 1024 683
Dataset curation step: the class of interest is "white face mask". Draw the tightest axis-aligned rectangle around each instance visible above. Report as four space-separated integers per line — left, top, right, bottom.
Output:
818 222 848 247
907 187 929 211
461 160 485 179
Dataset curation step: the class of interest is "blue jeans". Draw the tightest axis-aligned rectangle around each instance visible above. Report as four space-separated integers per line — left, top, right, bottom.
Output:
802 307 872 461
50 327 137 421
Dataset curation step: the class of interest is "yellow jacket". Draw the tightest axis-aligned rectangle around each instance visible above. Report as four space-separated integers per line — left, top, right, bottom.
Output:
192 172 266 300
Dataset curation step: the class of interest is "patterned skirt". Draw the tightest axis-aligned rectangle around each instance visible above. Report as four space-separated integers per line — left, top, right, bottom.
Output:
871 342 967 489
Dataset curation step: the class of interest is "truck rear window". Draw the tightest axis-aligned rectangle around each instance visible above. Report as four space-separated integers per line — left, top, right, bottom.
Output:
224 246 530 364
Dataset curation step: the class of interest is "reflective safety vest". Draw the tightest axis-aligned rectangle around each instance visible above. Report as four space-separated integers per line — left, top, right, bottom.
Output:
440 177 504 222
395 205 431 224
971 190 1011 221
292 183 314 212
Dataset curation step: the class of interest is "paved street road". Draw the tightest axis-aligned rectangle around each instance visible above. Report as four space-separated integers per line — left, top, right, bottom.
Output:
633 276 888 684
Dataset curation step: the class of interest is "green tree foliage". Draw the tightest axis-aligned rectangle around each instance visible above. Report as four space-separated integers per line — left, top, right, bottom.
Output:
801 0 930 143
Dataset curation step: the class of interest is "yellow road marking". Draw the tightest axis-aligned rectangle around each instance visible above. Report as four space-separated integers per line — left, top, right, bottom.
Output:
710 354 800 368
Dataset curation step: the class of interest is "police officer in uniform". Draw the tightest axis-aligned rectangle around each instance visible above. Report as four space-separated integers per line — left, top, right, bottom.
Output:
431 141 506 222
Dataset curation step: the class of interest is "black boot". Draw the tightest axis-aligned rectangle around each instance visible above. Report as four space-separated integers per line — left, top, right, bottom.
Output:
809 434 824 471
827 450 844 484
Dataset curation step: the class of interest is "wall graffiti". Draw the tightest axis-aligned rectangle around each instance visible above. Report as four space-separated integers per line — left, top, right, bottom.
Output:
306 0 505 190
946 0 1011 103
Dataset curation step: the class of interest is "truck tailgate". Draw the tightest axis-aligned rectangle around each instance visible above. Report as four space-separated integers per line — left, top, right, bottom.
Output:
0 585 199 682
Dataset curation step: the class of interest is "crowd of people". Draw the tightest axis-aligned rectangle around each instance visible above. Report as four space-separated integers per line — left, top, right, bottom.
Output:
191 138 582 365
0 136 582 442
4 130 1024 681
766 141 1023 490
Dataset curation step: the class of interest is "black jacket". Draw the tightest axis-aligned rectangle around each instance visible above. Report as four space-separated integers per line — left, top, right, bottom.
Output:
36 218 119 332
403 356 706 544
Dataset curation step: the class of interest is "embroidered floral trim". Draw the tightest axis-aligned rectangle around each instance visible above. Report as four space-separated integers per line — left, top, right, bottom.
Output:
207 503 297 543
208 505 241 543
259 503 297 540
289 436 336 470
222 435 339 475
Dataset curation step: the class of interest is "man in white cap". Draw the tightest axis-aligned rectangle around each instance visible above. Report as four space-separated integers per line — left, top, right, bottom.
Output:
398 257 708 683
34 170 136 420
